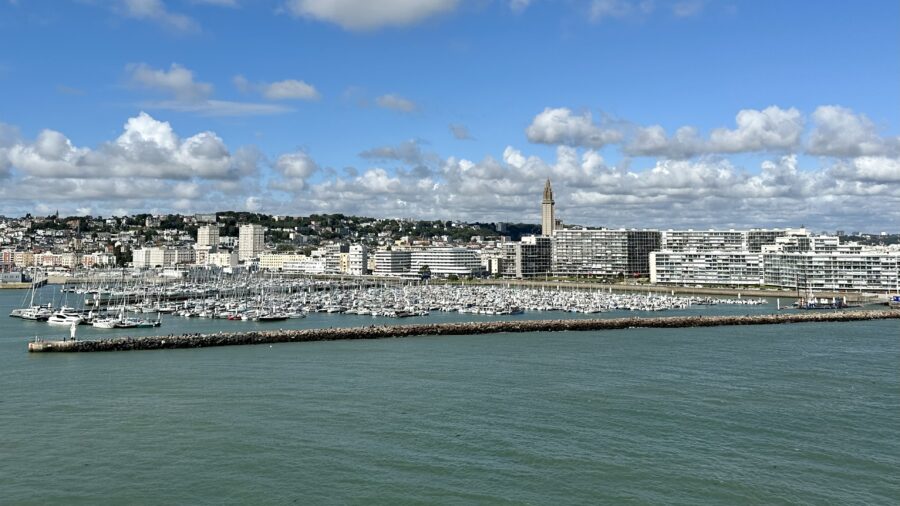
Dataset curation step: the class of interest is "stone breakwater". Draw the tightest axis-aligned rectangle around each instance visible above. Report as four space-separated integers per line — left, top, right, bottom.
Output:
27 310 900 353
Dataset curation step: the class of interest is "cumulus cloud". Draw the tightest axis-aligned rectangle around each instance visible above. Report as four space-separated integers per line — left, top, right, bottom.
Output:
119 0 198 32
5 111 255 180
623 106 803 158
128 63 292 116
128 63 212 101
4 104 900 229
625 125 704 158
269 151 320 191
807 105 899 157
285 0 459 30
526 107 623 148
375 94 418 113
0 113 269 216
708 106 803 153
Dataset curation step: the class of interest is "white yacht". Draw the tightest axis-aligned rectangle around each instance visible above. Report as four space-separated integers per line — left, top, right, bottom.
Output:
47 312 83 326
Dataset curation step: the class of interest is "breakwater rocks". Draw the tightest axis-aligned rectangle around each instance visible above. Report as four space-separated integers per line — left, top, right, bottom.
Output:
28 310 900 353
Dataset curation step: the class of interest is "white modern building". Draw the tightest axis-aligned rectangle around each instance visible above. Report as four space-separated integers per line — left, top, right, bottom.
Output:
410 247 483 277
284 256 326 275
763 245 900 292
197 225 220 249
132 247 195 269
258 252 305 271
373 250 412 277
207 251 239 268
238 224 266 261
660 228 794 252
348 244 369 276
649 251 764 287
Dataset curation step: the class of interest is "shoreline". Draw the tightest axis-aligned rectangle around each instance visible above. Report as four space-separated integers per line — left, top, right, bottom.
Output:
27 309 899 353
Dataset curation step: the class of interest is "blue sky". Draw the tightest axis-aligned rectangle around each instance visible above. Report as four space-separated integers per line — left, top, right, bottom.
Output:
0 0 898 231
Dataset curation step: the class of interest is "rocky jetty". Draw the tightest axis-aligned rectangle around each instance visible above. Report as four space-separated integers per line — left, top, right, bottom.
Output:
27 310 899 353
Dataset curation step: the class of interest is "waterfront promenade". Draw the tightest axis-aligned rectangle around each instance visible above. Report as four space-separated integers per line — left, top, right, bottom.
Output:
28 309 899 353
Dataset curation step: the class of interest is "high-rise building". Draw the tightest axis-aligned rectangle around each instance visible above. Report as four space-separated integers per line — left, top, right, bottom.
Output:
348 244 369 276
541 179 555 236
197 225 219 249
238 224 266 261
411 248 483 277
501 235 552 278
650 251 764 287
552 228 660 278
324 243 349 273
374 250 412 276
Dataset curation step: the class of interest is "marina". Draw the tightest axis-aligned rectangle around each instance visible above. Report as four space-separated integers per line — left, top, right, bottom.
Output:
10 274 771 327
27 309 900 353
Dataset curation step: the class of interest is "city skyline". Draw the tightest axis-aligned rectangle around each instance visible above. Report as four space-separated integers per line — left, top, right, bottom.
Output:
1 1 898 230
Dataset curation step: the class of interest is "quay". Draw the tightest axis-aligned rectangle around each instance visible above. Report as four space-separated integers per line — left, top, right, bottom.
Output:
27 310 899 353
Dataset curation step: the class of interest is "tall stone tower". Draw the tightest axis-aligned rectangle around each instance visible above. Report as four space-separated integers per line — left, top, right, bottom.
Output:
541 178 555 236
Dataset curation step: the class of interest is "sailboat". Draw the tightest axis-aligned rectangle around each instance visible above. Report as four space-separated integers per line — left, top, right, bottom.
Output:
10 272 52 321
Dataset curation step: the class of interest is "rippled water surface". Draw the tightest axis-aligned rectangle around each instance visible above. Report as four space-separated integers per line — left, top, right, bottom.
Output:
2 288 898 504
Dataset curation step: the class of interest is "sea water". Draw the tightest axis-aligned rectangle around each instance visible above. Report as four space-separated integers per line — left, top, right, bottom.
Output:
1 288 898 504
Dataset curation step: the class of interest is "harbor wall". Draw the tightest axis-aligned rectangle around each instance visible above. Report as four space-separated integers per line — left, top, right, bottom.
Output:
0 279 48 290
27 310 900 353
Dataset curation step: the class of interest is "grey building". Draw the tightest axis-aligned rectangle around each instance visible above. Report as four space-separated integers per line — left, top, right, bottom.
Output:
501 235 552 278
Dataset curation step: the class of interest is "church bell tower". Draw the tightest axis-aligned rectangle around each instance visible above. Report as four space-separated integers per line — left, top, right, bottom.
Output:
541 179 555 236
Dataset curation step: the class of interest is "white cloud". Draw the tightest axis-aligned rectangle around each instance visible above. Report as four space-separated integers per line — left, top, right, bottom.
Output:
245 196 262 212
6 112 255 180
285 0 459 30
625 125 704 158
807 105 899 157
234 75 321 101
375 93 418 113
128 64 293 116
526 107 623 148
707 106 804 153
262 79 320 100
4 105 900 230
622 106 803 157
119 0 197 32
0 113 268 216
128 63 212 101
269 151 320 191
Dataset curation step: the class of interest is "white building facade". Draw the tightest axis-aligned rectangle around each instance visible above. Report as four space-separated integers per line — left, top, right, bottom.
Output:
238 224 266 261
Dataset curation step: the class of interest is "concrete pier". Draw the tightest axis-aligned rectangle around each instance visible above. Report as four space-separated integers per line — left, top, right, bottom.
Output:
27 310 899 353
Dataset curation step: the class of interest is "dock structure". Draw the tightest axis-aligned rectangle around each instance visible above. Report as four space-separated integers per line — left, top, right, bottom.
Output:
26 310 899 353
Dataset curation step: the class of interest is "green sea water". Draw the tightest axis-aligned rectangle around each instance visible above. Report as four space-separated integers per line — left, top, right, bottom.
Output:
1 288 898 504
